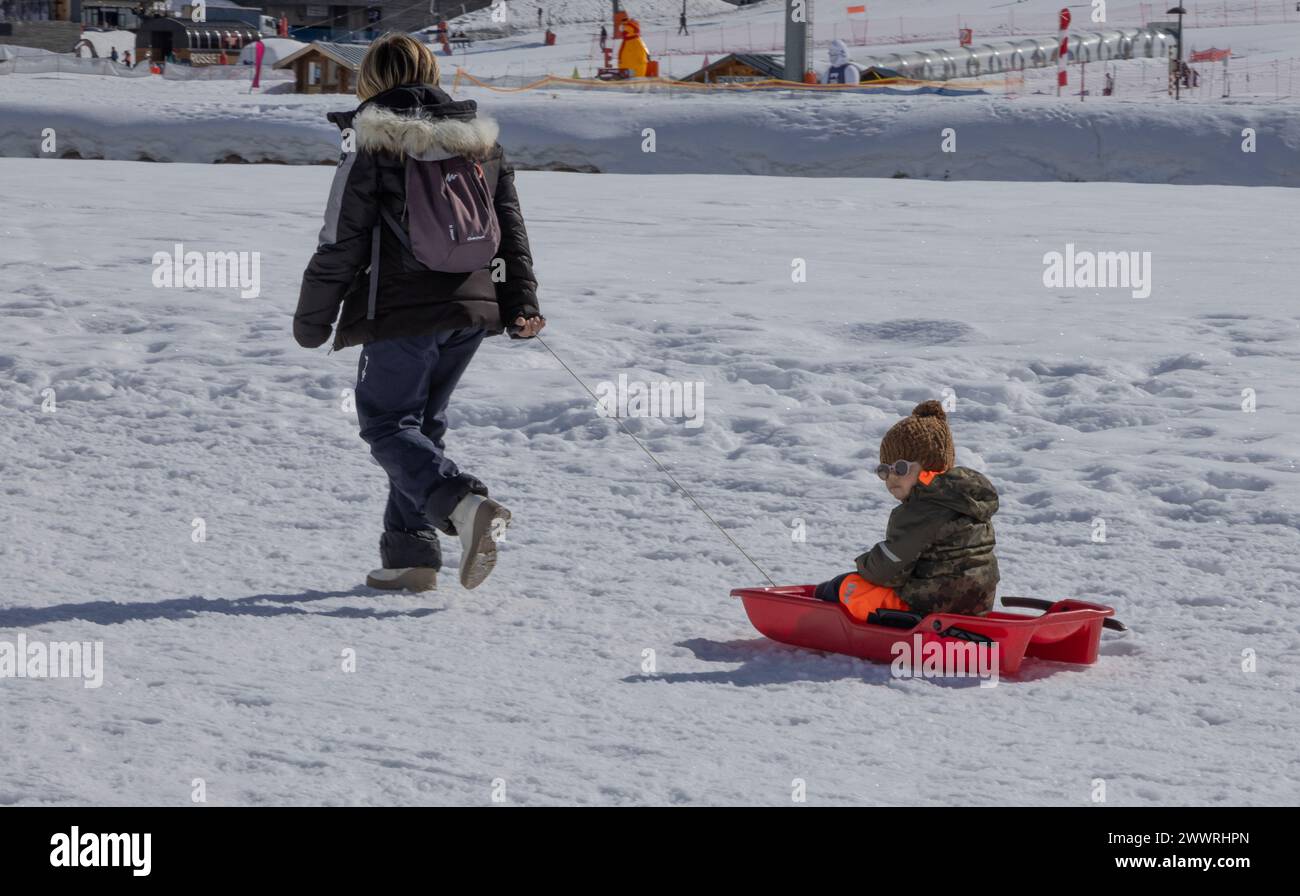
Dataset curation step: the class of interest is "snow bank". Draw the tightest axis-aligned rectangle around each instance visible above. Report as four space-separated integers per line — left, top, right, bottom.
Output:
1 73 1296 185
486 89 1300 185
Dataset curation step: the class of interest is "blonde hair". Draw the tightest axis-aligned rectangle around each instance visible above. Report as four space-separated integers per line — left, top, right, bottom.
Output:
356 32 440 101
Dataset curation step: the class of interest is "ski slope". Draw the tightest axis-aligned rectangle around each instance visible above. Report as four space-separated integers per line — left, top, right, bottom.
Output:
437 0 1300 77
1 158 1297 806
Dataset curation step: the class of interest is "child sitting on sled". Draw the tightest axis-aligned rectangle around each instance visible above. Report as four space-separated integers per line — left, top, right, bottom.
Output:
814 400 1000 621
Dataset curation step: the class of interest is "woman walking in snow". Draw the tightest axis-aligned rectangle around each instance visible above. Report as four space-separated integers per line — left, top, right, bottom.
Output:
294 33 545 593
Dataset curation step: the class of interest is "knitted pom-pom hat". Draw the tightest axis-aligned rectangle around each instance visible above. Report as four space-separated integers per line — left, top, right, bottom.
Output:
879 400 955 473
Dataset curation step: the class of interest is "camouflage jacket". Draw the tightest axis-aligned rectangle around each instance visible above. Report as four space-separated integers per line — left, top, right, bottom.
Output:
856 467 1000 616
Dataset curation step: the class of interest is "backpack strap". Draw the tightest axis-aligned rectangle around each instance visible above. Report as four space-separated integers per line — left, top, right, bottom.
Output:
366 207 411 321
379 206 412 251
367 222 381 320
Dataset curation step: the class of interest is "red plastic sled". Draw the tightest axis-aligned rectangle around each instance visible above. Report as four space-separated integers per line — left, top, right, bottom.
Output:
731 585 1118 675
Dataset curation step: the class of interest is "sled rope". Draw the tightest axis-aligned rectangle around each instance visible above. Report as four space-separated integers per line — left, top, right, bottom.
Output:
533 334 778 587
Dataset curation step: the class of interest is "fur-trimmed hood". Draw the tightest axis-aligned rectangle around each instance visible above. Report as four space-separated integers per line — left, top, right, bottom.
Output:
328 84 499 161
354 105 499 161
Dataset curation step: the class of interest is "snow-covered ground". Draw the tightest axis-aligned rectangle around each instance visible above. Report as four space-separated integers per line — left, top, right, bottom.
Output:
1 157 1297 806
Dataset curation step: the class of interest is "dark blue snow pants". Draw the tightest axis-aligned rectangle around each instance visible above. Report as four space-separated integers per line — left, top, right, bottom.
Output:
355 328 489 570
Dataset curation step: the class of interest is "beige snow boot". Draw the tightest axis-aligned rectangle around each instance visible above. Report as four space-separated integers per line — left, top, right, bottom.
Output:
447 493 511 590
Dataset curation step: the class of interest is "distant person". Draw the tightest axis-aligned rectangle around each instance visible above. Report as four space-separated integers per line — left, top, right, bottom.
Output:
538 7 543 28
678 11 688 35
823 39 860 85
599 24 607 52
109 47 118 63
122 50 131 67
1103 71 1114 96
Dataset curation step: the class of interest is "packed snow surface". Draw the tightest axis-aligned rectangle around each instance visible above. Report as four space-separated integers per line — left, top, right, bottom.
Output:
1 158 1297 806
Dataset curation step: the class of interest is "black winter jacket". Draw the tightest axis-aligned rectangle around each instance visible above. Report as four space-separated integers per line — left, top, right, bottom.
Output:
294 84 539 350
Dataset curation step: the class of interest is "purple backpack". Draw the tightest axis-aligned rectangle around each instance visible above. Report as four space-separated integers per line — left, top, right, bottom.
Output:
368 155 501 319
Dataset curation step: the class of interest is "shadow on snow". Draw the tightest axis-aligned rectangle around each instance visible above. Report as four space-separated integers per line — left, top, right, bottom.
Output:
0 587 443 628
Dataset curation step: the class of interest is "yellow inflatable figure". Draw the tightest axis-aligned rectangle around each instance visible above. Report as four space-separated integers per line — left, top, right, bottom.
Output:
617 17 649 77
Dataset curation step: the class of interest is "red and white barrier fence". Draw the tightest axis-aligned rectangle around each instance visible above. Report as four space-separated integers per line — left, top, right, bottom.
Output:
1013 54 1298 99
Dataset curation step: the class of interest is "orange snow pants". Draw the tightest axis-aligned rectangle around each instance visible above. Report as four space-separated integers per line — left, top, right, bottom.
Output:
818 572 911 622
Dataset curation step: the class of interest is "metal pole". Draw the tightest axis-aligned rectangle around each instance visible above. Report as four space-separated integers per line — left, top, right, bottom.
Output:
1174 12 1182 99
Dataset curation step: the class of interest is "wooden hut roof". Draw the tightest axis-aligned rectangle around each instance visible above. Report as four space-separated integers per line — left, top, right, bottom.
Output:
273 41 368 72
